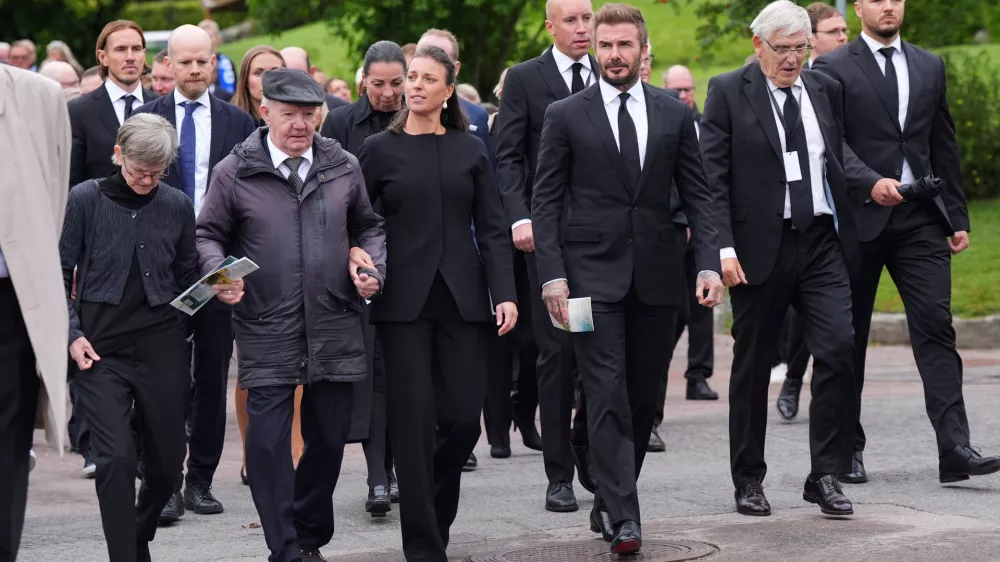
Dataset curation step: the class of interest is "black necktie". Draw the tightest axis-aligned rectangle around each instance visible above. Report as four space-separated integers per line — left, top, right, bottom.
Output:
878 47 900 125
571 62 585 94
284 157 304 195
779 86 813 231
123 95 136 121
617 92 641 191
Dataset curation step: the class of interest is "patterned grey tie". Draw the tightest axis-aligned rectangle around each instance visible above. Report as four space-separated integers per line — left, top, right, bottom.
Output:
284 157 304 195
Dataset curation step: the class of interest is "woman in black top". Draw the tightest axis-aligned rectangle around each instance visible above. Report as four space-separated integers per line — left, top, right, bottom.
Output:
358 45 518 562
60 113 206 562
322 40 407 517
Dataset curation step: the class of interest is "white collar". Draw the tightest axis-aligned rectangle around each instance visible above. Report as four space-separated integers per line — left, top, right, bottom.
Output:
551 46 592 75
173 89 212 108
266 133 313 172
599 78 645 108
860 31 903 56
765 75 804 93
105 78 142 102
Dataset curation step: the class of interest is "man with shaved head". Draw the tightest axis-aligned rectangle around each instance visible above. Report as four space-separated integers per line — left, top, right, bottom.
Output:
40 60 82 97
132 23 256 524
494 0 599 519
281 46 347 110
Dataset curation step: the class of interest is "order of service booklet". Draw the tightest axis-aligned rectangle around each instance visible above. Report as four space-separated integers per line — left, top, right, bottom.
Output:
171 256 259 316
549 297 595 332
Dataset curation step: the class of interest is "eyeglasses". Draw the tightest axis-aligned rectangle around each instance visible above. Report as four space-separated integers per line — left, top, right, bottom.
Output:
815 28 850 37
763 38 812 57
121 157 168 182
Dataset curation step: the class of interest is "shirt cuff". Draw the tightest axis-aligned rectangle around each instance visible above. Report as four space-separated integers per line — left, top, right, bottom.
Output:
512 219 531 230
720 247 737 260
542 278 567 288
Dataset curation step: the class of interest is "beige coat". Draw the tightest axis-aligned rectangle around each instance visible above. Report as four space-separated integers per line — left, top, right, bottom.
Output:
0 66 71 452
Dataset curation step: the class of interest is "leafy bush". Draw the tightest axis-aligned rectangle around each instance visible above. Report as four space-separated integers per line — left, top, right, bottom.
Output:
941 48 1000 200
121 1 244 32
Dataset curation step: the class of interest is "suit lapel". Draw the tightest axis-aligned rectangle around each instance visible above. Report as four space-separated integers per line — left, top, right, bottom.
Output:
584 87 632 195
537 48 571 100
632 84 661 202
94 86 121 138
849 37 902 133
901 41 922 133
742 64 783 164
208 95 226 170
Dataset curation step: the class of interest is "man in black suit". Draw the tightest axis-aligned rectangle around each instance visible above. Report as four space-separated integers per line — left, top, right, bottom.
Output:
700 0 859 518
533 4 723 552
494 0 599 513
132 25 256 523
814 0 1000 484
69 20 158 187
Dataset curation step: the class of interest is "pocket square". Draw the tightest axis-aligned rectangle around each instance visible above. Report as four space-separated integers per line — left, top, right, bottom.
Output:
469 124 478 132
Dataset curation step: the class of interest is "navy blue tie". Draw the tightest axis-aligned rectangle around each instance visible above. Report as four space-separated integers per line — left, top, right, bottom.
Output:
179 101 199 202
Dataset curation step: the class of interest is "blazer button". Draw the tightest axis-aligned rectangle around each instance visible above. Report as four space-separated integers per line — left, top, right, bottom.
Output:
895 169 902 176
628 236 633 243
346 164 352 169
139 242 145 249
778 179 785 185
131 212 137 219
319 174 325 180
143 270 150 276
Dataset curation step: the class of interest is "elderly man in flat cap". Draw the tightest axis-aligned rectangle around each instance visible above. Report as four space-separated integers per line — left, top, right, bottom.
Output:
197 68 387 562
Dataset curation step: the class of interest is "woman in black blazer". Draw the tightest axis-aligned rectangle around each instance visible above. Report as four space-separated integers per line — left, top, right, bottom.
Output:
321 40 407 517
358 45 517 562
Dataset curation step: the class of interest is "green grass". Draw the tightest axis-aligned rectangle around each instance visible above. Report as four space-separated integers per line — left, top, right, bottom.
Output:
219 22 355 82
874 199 1000 318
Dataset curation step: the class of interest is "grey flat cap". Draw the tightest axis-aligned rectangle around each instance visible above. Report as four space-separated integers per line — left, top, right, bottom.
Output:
262 68 326 106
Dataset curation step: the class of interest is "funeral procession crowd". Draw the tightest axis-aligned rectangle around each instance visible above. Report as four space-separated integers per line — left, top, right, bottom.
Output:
1 0 998 560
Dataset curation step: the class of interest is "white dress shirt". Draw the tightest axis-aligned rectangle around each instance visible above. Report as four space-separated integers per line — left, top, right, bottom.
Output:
860 32 913 185
720 76 833 261
104 79 145 125
267 134 313 184
174 90 213 217
511 48 596 231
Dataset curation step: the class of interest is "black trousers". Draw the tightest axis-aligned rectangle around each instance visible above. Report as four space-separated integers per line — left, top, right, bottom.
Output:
852 202 969 456
485 251 538 447
0 279 39 562
379 279 489 562
572 282 676 525
183 300 235 488
245 381 353 562
524 251 577 485
362 337 394 489
656 224 716 426
75 328 188 562
729 217 855 488
782 309 810 382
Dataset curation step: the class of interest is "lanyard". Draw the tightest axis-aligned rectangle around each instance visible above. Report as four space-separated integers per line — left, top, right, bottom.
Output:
767 84 803 140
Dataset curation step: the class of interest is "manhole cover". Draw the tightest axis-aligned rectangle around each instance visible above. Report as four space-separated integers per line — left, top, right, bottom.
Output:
468 539 717 561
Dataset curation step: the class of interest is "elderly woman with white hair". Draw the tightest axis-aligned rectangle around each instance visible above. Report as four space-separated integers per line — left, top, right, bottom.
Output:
59 112 200 562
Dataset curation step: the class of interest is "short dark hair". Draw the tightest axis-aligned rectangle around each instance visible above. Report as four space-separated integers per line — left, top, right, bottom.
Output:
154 49 168 64
806 2 841 32
363 40 406 75
593 3 649 47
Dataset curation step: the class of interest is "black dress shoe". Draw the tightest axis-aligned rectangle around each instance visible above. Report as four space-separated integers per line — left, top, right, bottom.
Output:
776 378 802 421
491 444 512 459
610 520 642 554
463 452 478 471
940 445 1000 483
514 418 544 451
570 444 597 494
839 451 868 484
803 474 854 515
686 377 719 400
299 548 326 562
158 491 185 525
365 486 391 517
387 470 400 503
647 426 666 453
184 484 224 515
589 504 614 542
545 481 579 512
240 466 249 486
735 481 770 516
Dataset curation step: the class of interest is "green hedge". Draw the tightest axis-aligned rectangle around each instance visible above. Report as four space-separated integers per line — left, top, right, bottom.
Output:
121 1 245 32
942 48 1000 200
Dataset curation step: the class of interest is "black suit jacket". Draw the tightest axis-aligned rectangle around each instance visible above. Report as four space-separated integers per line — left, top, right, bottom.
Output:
130 90 257 192
68 85 158 187
700 63 860 285
493 48 599 225
320 95 384 156
531 82 720 306
813 36 969 241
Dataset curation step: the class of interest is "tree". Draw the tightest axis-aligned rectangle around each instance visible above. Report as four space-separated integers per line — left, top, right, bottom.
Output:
680 0 994 63
247 0 550 100
0 0 130 68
